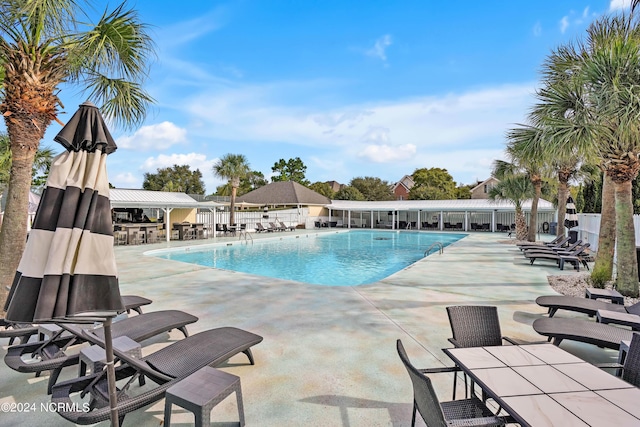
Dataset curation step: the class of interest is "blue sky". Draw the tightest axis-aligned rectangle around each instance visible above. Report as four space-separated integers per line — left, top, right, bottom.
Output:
38 0 633 193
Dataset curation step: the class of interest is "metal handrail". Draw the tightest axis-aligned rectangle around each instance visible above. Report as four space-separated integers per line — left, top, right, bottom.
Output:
239 230 253 243
424 242 443 256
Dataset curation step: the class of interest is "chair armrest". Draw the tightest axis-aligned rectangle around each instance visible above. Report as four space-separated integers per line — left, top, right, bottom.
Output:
448 338 460 347
503 336 548 345
418 366 461 374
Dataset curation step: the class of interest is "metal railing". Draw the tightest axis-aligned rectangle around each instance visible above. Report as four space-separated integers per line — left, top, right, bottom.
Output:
424 242 444 256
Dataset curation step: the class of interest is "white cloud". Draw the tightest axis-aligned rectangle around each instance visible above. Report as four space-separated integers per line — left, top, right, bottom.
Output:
560 16 570 33
610 0 632 11
358 144 417 163
117 122 187 151
366 34 392 61
111 172 139 188
533 22 542 37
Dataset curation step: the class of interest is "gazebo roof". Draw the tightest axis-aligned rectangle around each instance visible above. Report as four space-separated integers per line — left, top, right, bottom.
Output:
110 188 224 209
238 181 330 205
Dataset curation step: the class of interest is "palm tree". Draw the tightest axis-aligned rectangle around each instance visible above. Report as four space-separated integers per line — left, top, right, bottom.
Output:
503 126 549 242
487 172 534 241
213 154 251 226
0 1 154 305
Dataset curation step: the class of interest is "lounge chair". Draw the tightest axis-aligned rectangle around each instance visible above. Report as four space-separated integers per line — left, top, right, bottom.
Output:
517 235 569 251
4 310 198 393
396 339 508 427
255 223 271 233
279 221 296 231
269 222 285 231
532 317 634 350
524 243 591 270
536 295 640 318
0 295 152 345
51 326 263 425
521 239 582 255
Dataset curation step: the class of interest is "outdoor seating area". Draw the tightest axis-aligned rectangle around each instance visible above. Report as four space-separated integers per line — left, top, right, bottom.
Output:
2 231 638 426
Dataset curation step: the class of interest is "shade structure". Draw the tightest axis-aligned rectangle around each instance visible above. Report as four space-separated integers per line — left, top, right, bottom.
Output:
564 196 579 230
4 101 124 426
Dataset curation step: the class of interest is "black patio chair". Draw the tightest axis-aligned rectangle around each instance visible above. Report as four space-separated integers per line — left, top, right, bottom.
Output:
597 332 640 387
396 339 508 427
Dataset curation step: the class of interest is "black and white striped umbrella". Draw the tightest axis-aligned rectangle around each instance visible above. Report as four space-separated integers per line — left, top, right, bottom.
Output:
4 101 123 322
564 195 579 230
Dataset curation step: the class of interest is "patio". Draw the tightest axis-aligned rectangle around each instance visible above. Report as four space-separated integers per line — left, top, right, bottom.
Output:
0 231 619 426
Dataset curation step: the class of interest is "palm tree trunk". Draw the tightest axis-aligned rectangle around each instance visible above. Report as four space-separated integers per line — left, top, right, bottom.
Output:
229 186 237 226
0 145 36 305
527 181 541 242
592 173 616 285
557 179 569 237
515 207 527 240
614 179 639 297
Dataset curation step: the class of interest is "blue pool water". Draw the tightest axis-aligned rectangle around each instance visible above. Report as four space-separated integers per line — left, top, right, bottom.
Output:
153 230 466 286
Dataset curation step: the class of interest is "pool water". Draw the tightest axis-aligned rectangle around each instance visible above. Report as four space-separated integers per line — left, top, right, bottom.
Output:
152 230 466 286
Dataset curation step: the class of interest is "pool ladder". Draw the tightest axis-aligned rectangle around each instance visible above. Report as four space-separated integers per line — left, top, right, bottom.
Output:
424 242 443 256
239 230 253 244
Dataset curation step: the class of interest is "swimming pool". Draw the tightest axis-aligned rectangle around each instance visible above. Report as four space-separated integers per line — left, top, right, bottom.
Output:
152 230 467 286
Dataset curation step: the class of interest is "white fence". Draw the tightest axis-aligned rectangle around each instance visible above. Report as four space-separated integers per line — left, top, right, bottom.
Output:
196 207 309 231
575 213 640 252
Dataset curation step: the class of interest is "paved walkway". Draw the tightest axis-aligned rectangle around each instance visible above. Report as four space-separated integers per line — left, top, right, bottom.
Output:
0 230 617 426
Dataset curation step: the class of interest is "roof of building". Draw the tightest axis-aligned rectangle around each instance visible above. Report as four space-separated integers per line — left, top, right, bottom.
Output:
109 188 223 209
470 176 500 192
325 198 555 212
238 181 331 205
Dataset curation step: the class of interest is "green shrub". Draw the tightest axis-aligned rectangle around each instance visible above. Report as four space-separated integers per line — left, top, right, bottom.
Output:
590 266 610 289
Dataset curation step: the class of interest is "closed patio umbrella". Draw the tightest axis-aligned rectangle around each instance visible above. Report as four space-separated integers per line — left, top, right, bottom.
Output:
564 195 579 230
4 101 124 426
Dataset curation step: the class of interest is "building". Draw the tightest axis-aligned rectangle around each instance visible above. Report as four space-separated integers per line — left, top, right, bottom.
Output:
470 177 500 199
392 175 415 200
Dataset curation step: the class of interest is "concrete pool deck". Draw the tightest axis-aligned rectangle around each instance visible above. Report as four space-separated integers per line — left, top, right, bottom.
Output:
0 230 618 426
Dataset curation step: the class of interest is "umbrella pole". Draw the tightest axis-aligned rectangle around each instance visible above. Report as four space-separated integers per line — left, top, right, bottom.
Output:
103 318 120 427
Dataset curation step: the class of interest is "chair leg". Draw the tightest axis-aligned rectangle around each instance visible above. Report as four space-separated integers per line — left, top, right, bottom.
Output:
411 402 417 427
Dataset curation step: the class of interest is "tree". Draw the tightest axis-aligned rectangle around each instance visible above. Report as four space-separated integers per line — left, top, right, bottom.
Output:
409 167 457 200
456 184 472 199
334 186 365 201
216 170 267 196
213 154 251 226
309 182 335 199
488 173 534 240
142 165 205 194
0 1 154 304
271 157 309 185
0 134 55 191
350 176 394 201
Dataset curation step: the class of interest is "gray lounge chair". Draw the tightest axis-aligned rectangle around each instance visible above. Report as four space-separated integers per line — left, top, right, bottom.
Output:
279 221 296 231
517 235 568 251
524 243 591 270
255 223 271 233
536 295 640 318
0 295 152 345
521 239 582 255
532 317 634 350
51 326 263 425
4 310 197 393
396 339 508 427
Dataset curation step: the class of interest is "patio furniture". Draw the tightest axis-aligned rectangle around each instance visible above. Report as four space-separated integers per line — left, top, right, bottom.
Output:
0 295 151 345
597 333 640 387
5 310 198 393
532 317 633 350
280 221 296 231
517 236 569 251
164 366 244 427
535 295 640 318
256 223 271 233
51 326 263 425
79 336 142 377
586 288 624 304
596 309 640 331
396 339 507 427
269 222 285 231
524 243 590 270
443 343 640 426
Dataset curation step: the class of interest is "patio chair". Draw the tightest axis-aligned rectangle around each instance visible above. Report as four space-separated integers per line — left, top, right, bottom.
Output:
51 326 263 425
255 223 271 233
532 317 634 350
269 222 285 231
521 239 581 255
524 243 591 270
596 332 640 387
280 221 296 231
517 235 568 251
536 295 640 318
446 306 537 399
4 310 198 394
396 339 508 427
0 295 151 345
